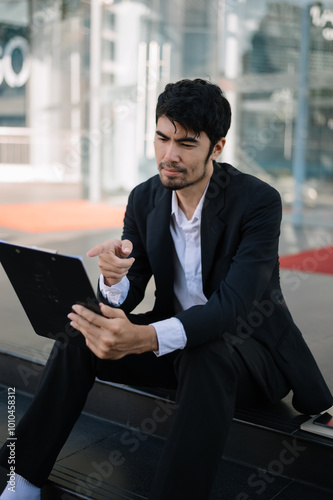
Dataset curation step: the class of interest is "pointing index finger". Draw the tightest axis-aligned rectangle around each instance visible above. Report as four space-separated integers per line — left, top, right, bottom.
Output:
87 243 107 258
88 239 133 259
87 239 119 258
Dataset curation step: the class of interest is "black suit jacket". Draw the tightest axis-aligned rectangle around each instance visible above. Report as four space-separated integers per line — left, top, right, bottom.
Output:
100 161 332 415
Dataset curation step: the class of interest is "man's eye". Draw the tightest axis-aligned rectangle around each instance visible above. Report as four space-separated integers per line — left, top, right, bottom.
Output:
182 143 194 148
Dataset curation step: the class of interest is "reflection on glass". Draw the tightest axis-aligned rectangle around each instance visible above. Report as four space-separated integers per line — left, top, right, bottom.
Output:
0 0 331 204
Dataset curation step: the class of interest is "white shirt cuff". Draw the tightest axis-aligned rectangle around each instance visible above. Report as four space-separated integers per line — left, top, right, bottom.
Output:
151 317 187 357
99 274 130 306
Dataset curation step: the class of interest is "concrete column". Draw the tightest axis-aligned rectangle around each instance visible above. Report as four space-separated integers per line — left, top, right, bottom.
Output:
222 7 240 166
111 1 148 191
292 3 311 227
89 0 102 201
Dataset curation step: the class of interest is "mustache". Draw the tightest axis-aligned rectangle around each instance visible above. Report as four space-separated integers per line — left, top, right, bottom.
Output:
159 162 187 173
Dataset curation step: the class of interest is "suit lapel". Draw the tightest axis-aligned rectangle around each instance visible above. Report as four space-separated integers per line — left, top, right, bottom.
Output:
146 187 174 295
201 162 227 291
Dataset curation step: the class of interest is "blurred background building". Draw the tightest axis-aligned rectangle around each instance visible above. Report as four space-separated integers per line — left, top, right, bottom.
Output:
0 0 333 224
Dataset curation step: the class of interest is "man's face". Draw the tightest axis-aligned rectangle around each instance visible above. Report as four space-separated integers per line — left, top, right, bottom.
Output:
154 116 215 191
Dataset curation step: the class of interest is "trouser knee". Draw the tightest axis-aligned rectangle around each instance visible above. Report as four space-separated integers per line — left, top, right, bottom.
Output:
175 340 237 384
36 340 97 395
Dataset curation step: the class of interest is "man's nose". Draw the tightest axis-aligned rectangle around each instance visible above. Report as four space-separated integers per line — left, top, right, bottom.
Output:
163 143 180 163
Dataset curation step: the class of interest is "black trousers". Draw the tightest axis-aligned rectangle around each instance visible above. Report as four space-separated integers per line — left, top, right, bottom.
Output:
0 331 289 500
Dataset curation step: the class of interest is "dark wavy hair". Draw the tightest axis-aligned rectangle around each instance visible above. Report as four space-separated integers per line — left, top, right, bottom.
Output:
156 78 231 154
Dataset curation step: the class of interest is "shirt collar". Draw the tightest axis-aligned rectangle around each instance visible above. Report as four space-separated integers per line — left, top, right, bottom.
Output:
171 182 209 225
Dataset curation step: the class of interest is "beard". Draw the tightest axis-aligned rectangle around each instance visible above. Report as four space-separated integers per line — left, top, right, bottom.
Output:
158 161 207 191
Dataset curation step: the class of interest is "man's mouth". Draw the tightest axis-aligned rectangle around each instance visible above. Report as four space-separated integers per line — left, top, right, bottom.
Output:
160 163 186 176
163 168 181 176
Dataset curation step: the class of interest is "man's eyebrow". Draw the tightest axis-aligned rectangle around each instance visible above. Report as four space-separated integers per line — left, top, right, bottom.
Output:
155 130 199 143
156 130 169 139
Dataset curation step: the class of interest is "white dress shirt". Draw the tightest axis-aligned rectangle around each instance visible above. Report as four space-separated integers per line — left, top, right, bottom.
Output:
99 187 208 356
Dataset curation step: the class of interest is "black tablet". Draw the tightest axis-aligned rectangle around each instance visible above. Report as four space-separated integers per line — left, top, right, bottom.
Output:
0 240 101 348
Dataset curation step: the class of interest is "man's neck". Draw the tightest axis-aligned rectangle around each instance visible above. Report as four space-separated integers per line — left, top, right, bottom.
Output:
176 179 210 220
175 161 214 220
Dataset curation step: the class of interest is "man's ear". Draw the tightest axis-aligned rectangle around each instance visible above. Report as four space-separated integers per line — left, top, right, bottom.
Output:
211 138 226 160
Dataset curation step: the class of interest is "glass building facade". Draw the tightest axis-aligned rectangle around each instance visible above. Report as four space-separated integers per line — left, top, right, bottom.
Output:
0 0 332 212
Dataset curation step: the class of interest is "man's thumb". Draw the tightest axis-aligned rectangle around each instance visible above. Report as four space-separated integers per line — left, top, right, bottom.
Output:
121 239 133 256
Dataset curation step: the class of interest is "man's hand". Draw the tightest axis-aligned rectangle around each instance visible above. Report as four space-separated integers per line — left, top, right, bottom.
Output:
87 239 134 287
68 303 158 360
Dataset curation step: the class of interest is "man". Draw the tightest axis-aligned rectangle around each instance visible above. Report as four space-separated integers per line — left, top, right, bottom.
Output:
0 78 332 500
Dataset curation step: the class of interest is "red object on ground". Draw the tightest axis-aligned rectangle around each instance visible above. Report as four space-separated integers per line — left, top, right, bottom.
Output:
279 246 333 275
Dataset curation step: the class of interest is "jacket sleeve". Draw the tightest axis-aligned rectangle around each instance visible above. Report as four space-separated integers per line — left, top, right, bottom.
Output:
176 183 282 347
98 187 153 313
